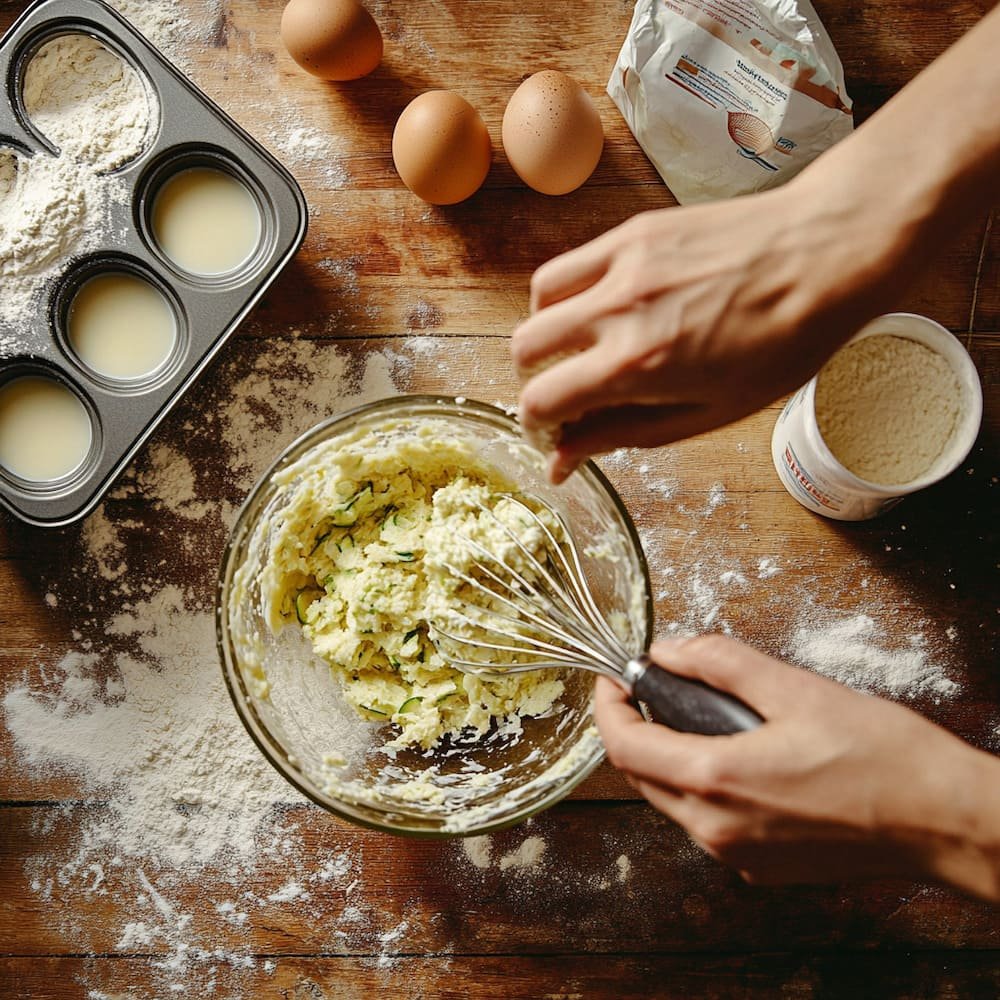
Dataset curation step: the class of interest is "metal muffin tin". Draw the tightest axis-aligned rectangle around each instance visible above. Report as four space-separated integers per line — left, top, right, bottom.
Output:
0 0 308 527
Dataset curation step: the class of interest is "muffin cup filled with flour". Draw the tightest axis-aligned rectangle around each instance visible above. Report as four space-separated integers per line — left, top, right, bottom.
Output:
771 313 983 521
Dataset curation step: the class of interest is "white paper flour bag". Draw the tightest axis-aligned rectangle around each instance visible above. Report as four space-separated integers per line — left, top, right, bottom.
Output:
608 0 853 204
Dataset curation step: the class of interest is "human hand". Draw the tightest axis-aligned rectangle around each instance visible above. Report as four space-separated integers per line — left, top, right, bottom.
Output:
512 172 901 483
594 635 1000 900
513 3 1000 483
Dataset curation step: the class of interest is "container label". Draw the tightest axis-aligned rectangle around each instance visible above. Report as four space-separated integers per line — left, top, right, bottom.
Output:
778 441 840 511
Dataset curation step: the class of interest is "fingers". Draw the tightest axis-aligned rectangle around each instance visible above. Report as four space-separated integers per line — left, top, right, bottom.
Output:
519 345 637 434
649 635 811 719
556 403 713 469
593 676 737 793
633 777 701 831
545 403 710 484
548 451 579 486
510 284 605 376
593 674 643 729
528 225 626 313
593 641 801 796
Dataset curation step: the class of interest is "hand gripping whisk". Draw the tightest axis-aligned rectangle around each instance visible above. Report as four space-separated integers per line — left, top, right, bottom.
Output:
430 495 762 736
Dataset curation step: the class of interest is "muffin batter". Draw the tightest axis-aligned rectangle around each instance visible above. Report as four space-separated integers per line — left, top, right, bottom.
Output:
257 423 565 750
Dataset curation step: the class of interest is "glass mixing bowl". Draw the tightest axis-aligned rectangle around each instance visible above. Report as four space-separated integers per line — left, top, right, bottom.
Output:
216 396 652 837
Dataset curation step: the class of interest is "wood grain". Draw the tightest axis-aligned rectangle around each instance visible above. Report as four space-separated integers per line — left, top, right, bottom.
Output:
3 952 1000 1000
1 0 998 997
234 193 995 338
3 803 999 956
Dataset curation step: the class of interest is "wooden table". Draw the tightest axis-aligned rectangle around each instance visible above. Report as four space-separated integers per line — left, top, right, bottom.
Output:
2 1 997 996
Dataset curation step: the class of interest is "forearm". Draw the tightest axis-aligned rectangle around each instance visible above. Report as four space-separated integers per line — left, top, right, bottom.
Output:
791 5 1000 315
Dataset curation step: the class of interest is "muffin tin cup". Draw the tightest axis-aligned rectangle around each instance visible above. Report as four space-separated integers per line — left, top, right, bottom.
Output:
0 361 102 492
53 253 188 392
0 0 308 526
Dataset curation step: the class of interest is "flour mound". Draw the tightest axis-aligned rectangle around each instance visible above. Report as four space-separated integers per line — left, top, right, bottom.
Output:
3 586 299 868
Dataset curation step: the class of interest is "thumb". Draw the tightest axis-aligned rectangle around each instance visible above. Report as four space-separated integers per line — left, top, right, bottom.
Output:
559 402 711 457
547 403 711 483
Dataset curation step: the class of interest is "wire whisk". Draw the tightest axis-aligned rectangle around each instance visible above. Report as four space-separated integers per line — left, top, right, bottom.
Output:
430 494 762 736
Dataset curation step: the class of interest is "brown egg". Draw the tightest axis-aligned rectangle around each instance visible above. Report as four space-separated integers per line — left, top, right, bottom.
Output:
280 0 383 81
392 91 492 205
502 71 604 195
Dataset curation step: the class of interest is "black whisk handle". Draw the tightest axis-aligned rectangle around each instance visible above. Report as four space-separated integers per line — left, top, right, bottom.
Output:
624 655 763 735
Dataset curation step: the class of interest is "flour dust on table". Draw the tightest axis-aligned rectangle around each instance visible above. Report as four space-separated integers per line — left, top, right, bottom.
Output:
111 0 225 72
1 329 659 995
595 445 961 701
788 613 959 700
1 341 421 994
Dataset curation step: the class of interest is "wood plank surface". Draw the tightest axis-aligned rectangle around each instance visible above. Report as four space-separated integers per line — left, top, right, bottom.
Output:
3 804 999 956
5 952 1000 1000
227 196 994 337
1 0 998 997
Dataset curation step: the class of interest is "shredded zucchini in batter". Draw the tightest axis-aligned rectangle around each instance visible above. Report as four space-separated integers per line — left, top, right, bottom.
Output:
259 427 564 749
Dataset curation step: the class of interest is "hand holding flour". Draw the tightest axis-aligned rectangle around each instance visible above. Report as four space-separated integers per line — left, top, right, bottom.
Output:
513 179 887 482
594 637 1000 901
515 5 1000 483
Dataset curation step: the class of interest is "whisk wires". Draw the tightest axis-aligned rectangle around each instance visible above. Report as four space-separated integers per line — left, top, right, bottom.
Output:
431 494 630 678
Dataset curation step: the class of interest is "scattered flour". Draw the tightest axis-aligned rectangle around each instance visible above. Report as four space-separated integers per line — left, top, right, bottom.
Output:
214 337 407 490
79 505 129 582
111 0 225 72
377 920 411 969
316 255 363 296
229 90 352 206
602 450 679 502
757 558 781 580
615 854 632 883
215 901 249 928
406 299 444 331
458 833 549 876
4 586 300 868
498 836 547 873
788 614 959 699
462 835 493 870
268 881 308 903
276 124 350 188
117 920 156 950
704 482 726 514
134 443 216 520
616 465 961 718
642 520 958 708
